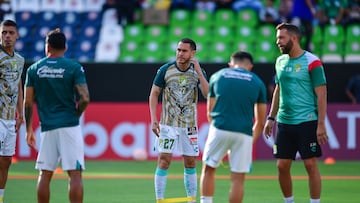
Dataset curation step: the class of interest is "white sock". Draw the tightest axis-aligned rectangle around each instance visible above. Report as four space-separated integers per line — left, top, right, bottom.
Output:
310 198 320 203
154 167 168 199
284 196 295 203
200 196 213 203
184 167 197 201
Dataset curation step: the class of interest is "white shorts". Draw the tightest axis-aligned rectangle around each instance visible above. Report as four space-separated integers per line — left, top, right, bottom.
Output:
155 124 199 156
36 125 85 171
0 119 16 156
202 125 253 173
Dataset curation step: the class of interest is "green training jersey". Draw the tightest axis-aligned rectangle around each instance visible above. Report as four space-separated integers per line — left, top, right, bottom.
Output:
25 57 87 131
0 47 24 120
275 51 327 125
153 61 207 128
208 67 267 135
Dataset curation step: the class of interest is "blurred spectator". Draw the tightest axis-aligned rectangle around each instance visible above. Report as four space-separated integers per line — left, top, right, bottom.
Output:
169 0 194 10
278 0 294 22
232 0 263 13
259 0 281 25
215 0 234 10
317 0 347 27
290 0 317 51
345 75 360 104
343 0 360 27
101 0 140 26
196 0 216 12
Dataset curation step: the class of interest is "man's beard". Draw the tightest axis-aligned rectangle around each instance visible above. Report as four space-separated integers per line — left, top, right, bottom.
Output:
281 40 293 54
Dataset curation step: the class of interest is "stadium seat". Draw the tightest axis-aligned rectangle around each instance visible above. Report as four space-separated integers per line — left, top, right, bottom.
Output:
142 41 165 62
344 40 360 63
214 9 235 28
17 0 40 12
82 11 102 27
258 24 276 40
254 39 277 63
60 12 82 28
123 23 145 43
213 24 233 43
236 8 259 27
323 25 345 43
346 24 360 43
208 42 232 63
193 40 209 62
233 40 255 53
99 24 124 43
83 0 105 11
321 41 344 63
15 11 36 28
119 40 141 62
235 25 256 41
168 24 190 42
73 39 96 62
63 0 84 12
37 11 58 28
164 40 178 61
61 25 78 46
170 9 191 28
101 8 118 26
40 0 62 12
145 25 168 43
95 41 120 62
192 10 213 28
190 25 212 44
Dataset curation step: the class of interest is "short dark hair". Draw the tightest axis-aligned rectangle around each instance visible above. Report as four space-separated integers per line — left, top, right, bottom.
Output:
231 51 253 64
46 28 66 50
276 22 302 41
0 19 18 29
180 38 196 50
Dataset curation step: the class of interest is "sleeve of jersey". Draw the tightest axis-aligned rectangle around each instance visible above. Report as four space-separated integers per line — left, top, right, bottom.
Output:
153 65 167 88
258 79 268 104
24 65 34 87
208 73 216 98
74 64 87 84
308 60 327 88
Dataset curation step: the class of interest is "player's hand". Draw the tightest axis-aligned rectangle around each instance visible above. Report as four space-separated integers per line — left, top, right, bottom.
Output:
190 58 201 72
151 121 160 137
26 131 36 149
316 123 328 145
263 120 274 139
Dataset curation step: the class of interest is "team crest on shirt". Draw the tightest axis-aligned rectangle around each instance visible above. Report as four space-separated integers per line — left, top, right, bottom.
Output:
178 75 187 86
295 64 301 72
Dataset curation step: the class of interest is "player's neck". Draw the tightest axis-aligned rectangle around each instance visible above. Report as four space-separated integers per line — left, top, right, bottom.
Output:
1 46 14 56
289 46 304 58
47 52 63 58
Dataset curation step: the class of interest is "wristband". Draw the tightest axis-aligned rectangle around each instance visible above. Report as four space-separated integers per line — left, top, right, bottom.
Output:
267 116 275 121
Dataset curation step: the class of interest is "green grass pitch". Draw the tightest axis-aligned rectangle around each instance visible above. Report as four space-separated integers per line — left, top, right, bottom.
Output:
5 160 360 203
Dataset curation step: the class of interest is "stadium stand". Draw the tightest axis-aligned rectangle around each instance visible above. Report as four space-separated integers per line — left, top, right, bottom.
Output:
8 0 360 63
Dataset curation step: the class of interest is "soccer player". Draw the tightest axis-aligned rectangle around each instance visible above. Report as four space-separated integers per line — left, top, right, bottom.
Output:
0 19 25 203
200 51 267 203
149 38 208 202
24 28 90 203
264 23 328 203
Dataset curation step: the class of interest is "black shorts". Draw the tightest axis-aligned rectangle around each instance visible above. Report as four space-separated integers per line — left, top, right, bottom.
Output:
274 120 322 160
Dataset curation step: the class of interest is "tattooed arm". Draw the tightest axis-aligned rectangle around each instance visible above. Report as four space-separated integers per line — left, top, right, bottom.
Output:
24 86 36 149
75 83 90 117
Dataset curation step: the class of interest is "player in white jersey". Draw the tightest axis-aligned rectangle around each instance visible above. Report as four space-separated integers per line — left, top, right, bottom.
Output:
0 20 25 203
149 38 208 202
